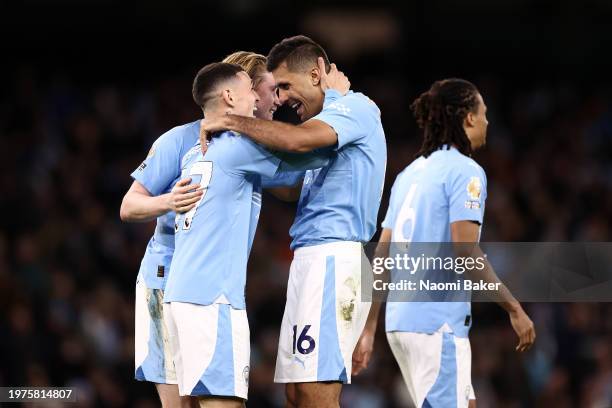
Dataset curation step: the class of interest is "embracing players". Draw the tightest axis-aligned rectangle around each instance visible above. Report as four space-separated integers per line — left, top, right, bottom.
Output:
354 79 536 407
202 35 387 408
122 51 348 407
161 59 354 407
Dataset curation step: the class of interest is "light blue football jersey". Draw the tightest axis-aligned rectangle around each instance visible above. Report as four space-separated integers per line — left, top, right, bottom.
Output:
289 90 387 250
163 131 329 309
130 120 200 289
382 146 487 338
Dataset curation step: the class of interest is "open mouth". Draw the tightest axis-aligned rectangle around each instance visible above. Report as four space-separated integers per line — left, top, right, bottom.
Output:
290 101 304 117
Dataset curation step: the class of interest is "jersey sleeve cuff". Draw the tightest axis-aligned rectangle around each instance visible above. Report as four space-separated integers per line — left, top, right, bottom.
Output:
130 171 158 196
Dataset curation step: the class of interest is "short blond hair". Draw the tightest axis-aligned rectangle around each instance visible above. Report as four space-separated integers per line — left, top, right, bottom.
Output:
222 51 268 89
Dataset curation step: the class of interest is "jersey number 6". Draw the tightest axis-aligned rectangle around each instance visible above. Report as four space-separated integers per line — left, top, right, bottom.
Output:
394 183 418 242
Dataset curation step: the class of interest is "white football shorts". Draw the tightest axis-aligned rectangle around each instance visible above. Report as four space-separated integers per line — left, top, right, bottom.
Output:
163 301 250 400
275 241 371 384
387 328 475 408
134 275 176 384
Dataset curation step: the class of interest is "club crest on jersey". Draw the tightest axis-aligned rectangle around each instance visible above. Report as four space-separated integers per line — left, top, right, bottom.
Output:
466 177 482 200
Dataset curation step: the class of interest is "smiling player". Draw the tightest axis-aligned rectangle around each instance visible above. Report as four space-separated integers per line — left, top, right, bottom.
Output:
162 61 341 407
201 35 387 408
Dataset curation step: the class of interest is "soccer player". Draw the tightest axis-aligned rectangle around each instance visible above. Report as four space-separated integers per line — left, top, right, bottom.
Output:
122 50 349 407
223 51 280 121
352 79 536 408
222 50 304 199
120 111 202 408
162 62 339 407
200 35 387 408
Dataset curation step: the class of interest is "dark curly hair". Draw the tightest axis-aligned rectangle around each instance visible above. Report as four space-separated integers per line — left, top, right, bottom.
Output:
411 78 480 158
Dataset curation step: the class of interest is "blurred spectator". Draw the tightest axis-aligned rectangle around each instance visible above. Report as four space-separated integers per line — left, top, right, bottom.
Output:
1 4 611 407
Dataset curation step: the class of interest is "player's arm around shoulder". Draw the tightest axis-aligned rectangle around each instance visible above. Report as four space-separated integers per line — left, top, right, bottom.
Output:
199 59 351 153
201 107 340 154
120 128 203 222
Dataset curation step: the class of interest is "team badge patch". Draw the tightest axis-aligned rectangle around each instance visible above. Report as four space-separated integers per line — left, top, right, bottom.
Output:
466 177 482 200
146 144 156 159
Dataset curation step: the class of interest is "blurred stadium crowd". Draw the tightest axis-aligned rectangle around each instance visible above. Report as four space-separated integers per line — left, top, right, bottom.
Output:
2 1 612 407
1 62 611 408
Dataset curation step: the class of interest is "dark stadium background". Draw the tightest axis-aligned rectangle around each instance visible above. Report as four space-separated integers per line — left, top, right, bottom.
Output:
1 0 611 406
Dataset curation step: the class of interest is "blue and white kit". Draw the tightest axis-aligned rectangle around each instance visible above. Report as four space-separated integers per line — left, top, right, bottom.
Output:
382 146 487 407
131 120 199 384
275 89 387 384
163 131 328 399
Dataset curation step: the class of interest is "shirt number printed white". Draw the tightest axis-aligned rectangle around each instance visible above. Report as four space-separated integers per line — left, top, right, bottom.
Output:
176 161 213 231
394 183 418 242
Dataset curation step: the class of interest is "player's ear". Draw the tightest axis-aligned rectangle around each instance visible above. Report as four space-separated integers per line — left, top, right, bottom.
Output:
310 66 321 86
464 111 476 128
221 88 235 107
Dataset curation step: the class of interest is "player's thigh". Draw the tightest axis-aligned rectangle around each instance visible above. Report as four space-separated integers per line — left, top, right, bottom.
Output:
196 396 244 408
155 383 194 408
285 383 297 408
295 382 342 408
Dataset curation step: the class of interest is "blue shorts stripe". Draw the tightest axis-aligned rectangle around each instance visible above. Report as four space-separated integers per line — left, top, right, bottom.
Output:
317 255 346 382
192 304 235 396
424 332 457 407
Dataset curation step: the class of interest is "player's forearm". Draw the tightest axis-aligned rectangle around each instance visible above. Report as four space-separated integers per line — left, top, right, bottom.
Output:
224 114 316 153
120 192 170 222
457 245 521 313
471 262 520 313
366 238 391 331
364 301 382 332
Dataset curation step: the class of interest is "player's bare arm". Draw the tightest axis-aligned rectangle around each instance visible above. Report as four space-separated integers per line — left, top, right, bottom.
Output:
204 115 337 153
352 228 392 376
200 58 350 153
451 220 536 352
120 178 202 222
